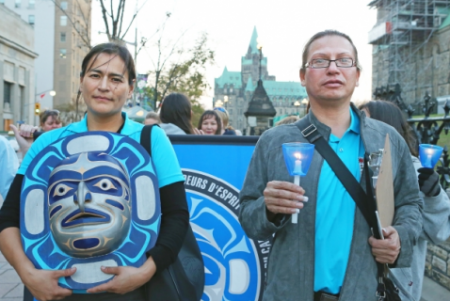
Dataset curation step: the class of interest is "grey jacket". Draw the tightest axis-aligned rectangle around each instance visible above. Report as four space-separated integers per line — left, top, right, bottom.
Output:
239 105 423 301
390 156 450 301
159 123 186 135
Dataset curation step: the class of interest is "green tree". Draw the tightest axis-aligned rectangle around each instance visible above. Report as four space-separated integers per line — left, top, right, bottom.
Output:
146 33 215 115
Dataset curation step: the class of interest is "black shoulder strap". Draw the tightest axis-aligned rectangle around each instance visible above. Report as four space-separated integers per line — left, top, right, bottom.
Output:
297 118 388 297
140 124 159 157
296 118 379 236
296 117 387 300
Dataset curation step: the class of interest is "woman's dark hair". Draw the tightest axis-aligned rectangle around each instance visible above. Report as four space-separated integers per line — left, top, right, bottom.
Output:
76 43 136 104
160 93 194 134
198 110 222 135
301 30 362 72
359 100 418 157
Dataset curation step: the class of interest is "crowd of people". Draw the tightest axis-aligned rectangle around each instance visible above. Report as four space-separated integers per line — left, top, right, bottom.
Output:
0 29 449 301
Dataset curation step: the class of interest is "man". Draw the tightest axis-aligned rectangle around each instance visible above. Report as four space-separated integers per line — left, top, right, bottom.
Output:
0 135 18 205
239 30 423 301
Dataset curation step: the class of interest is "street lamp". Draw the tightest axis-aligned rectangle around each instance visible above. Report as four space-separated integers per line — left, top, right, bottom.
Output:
35 90 56 98
224 96 229 109
294 100 300 116
301 98 309 116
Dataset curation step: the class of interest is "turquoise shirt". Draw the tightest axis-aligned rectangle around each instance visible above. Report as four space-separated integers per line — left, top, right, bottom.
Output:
19 113 185 188
314 108 365 294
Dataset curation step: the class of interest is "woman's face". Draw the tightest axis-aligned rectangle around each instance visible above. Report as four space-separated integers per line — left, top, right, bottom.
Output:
42 115 62 132
201 116 218 135
80 53 134 118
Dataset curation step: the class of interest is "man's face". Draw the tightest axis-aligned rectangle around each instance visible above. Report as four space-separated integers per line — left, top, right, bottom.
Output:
48 152 131 258
300 35 360 105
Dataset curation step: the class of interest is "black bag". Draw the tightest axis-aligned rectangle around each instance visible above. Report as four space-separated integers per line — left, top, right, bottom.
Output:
140 124 204 301
298 120 402 301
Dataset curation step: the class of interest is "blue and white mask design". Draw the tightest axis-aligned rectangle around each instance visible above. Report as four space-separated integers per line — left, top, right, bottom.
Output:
48 152 132 258
20 132 161 290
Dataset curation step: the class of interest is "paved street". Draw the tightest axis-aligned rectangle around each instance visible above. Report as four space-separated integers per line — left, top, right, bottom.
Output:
1 249 449 301
0 252 23 301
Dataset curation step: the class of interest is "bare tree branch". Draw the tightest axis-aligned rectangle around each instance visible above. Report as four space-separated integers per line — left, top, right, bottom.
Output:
119 0 148 40
117 0 126 38
99 0 112 40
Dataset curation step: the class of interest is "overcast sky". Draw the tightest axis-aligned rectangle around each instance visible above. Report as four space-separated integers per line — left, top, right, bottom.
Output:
91 0 377 108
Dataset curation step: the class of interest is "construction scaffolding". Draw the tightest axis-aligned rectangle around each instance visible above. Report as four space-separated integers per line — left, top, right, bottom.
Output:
368 0 450 103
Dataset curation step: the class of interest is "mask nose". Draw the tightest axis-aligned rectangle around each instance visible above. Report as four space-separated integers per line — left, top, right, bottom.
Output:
73 181 92 212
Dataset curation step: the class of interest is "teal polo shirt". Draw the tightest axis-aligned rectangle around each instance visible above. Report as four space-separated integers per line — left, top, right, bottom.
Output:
19 113 185 188
314 108 365 294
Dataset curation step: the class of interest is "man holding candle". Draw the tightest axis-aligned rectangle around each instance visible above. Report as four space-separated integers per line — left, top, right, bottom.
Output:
239 30 423 301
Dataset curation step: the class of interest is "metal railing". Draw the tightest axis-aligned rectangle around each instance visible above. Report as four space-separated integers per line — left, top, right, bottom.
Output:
373 84 450 189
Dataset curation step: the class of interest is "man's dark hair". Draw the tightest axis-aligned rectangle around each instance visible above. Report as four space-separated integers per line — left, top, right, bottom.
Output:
300 30 362 72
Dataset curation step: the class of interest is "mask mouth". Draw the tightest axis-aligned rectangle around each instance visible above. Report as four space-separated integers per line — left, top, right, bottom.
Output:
62 208 110 228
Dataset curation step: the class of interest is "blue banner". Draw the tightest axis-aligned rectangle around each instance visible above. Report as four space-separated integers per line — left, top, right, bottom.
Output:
170 136 271 301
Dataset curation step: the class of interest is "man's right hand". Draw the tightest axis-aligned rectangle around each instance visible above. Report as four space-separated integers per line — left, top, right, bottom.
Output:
21 267 75 301
263 180 307 221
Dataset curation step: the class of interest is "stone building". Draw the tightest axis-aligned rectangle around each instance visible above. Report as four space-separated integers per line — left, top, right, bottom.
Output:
3 0 91 111
214 27 307 131
0 3 37 131
369 0 450 106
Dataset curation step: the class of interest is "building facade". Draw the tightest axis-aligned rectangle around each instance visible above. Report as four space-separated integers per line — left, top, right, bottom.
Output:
0 3 37 131
214 27 307 131
3 0 91 113
369 0 450 106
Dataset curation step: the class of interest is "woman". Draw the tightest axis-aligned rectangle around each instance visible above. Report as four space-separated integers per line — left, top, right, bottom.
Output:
213 107 237 135
159 93 201 135
39 109 62 132
0 43 189 301
197 110 222 135
359 100 450 301
9 110 62 156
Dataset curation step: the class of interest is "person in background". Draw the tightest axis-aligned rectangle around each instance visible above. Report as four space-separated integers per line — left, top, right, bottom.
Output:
359 100 450 301
0 42 188 301
213 107 236 135
198 110 222 135
275 115 300 126
144 112 160 125
0 135 19 205
159 93 203 135
9 110 62 156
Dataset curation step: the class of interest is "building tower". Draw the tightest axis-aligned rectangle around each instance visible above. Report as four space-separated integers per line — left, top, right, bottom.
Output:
214 27 307 132
369 0 450 104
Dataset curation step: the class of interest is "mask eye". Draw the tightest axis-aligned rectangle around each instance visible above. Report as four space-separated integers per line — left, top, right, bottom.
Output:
94 179 117 191
53 184 73 197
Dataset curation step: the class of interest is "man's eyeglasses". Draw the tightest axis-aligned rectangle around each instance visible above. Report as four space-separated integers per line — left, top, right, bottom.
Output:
305 58 356 69
213 107 226 113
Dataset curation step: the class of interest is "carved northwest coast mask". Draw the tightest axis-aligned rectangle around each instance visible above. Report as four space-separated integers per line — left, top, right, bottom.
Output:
20 132 161 290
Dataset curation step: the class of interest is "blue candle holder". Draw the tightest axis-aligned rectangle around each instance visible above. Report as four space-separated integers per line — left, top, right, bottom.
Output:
419 144 443 168
282 143 315 176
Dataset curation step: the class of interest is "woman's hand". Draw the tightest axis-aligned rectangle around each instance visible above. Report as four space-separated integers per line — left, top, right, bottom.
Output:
193 128 205 135
9 124 36 156
21 267 75 301
86 257 157 294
